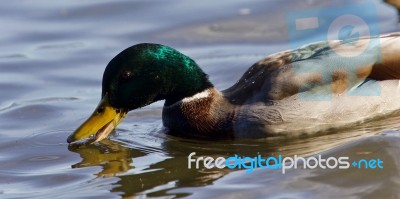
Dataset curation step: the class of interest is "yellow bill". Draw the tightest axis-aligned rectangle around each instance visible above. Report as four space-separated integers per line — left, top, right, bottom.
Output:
67 94 127 144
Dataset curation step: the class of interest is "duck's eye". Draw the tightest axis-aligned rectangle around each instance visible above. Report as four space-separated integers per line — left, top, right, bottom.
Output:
115 108 121 113
96 106 105 114
121 71 132 79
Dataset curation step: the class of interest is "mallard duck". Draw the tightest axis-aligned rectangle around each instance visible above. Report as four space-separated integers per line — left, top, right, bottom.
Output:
67 33 400 143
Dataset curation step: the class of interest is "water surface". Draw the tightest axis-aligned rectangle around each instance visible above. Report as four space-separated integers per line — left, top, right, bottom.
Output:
1 0 400 198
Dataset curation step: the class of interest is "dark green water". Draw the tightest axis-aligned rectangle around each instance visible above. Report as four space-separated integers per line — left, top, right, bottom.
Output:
0 0 400 198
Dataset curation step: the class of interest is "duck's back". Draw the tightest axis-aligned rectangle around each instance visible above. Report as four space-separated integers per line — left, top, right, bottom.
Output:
224 33 400 137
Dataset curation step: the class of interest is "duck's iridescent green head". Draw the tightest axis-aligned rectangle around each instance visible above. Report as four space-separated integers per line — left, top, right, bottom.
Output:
103 43 212 109
67 43 213 143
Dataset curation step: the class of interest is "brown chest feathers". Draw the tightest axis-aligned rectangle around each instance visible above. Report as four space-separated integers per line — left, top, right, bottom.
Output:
162 88 235 138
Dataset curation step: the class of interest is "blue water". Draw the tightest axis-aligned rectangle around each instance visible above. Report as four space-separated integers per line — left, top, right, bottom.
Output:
0 0 400 198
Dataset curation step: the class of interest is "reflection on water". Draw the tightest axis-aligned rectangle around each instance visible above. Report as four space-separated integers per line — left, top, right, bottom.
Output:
68 113 400 198
0 0 400 198
69 140 138 177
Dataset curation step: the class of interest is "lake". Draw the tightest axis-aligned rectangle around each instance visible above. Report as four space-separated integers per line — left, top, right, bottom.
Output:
1 0 400 198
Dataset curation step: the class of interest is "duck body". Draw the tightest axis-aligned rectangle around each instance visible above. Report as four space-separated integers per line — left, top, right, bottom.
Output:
68 33 400 143
162 88 236 138
163 33 400 138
